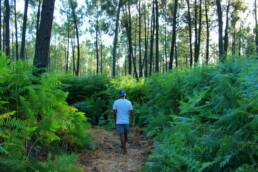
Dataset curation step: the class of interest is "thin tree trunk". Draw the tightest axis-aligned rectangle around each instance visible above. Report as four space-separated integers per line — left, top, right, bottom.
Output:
204 0 209 64
215 0 224 61
13 0 18 60
112 0 121 77
239 26 241 56
100 32 103 73
255 0 258 53
169 0 178 69
4 0 10 57
224 0 230 55
186 0 193 67
95 15 99 74
69 0 80 76
155 0 159 72
0 0 2 51
33 0 55 72
65 21 70 72
143 4 148 77
163 0 168 71
149 0 155 75
232 27 236 54
196 0 202 65
20 0 29 60
138 0 142 77
125 4 138 79
72 39 75 75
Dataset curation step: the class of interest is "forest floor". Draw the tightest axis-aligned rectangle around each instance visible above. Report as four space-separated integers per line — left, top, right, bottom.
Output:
79 127 152 172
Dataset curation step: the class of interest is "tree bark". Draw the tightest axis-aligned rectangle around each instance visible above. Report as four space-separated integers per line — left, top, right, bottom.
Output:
196 0 202 65
186 0 193 67
112 0 121 77
13 0 18 60
65 20 70 72
69 0 80 76
36 0 41 39
33 0 55 72
143 4 149 77
20 0 29 60
194 0 202 64
204 0 209 64
138 0 142 77
149 0 155 75
100 32 103 73
169 0 178 69
72 39 75 75
0 0 2 51
95 15 99 74
125 4 138 79
224 0 230 55
255 0 258 53
155 0 159 72
4 0 10 57
215 0 224 61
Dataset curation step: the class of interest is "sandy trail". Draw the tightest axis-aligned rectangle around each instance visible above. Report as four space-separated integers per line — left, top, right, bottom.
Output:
79 127 151 172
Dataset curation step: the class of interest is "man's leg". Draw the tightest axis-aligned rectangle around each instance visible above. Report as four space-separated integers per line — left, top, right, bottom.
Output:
125 132 128 143
120 134 127 154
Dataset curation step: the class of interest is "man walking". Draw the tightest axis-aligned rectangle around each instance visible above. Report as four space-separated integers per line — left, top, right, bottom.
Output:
113 90 133 154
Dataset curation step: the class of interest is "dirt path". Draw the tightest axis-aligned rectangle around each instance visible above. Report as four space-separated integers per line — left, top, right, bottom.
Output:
79 127 152 172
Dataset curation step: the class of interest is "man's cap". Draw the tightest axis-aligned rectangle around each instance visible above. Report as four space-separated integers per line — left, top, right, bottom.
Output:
119 90 126 96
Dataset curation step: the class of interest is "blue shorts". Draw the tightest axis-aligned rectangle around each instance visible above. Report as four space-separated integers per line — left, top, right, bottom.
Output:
116 124 130 135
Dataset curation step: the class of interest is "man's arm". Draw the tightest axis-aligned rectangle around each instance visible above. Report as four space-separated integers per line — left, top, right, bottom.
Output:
113 109 117 122
129 110 133 127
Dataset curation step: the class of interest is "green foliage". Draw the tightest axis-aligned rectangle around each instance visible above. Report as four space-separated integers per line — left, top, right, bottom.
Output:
142 58 258 171
0 56 90 171
61 75 114 125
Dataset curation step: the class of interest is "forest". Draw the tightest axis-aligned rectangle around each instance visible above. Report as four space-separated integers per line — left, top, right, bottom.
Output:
0 0 257 171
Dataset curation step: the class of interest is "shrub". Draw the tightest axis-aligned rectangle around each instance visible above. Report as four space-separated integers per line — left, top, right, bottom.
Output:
0 56 90 171
144 58 258 171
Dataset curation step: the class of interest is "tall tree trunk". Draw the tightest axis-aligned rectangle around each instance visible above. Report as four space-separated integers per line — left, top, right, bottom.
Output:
4 0 10 57
169 0 178 69
112 0 121 77
36 0 41 38
149 0 155 75
65 21 70 72
95 15 99 74
69 0 80 76
13 0 18 60
33 0 55 72
163 0 168 71
194 0 202 64
125 4 138 79
224 0 230 55
204 0 209 64
196 0 202 65
72 39 75 75
186 0 193 67
155 0 159 72
0 0 2 51
175 44 178 67
215 0 224 61
143 4 148 77
138 0 142 77
232 27 236 54
20 0 29 60
239 26 241 56
255 0 258 53
100 32 103 73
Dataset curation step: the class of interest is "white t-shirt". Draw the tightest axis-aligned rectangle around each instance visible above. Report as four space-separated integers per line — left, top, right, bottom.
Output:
113 98 133 124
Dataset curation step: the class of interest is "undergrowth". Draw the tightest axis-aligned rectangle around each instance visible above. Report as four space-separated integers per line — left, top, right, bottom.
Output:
0 55 89 171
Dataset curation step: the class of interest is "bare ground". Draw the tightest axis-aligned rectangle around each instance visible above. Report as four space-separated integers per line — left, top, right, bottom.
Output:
79 127 152 172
